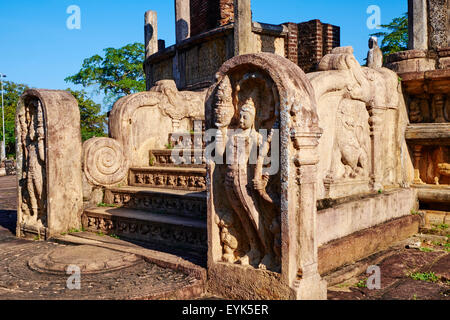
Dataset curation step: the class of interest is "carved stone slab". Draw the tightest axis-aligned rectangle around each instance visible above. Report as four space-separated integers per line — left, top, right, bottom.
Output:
129 167 206 191
16 90 83 239
104 187 207 219
205 52 326 300
82 207 207 252
149 149 206 167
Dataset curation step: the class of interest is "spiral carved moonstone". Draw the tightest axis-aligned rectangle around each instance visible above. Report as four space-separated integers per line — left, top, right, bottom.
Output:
83 137 129 186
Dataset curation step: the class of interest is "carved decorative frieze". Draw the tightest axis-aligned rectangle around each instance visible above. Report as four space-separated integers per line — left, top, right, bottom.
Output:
130 167 206 191
149 149 206 167
82 211 207 249
104 189 207 219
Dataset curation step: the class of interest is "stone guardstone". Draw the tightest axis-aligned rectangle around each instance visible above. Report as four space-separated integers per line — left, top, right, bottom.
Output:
28 245 142 275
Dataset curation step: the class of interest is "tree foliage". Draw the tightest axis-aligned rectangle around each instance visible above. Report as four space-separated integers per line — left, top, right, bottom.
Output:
371 13 408 56
66 89 107 141
0 81 107 159
65 42 145 106
0 81 29 157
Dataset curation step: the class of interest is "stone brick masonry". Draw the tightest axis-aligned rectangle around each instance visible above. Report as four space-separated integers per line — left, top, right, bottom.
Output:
297 19 340 73
190 0 234 36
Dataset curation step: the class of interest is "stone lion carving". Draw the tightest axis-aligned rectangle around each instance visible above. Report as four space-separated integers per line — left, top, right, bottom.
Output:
435 163 450 185
329 99 370 180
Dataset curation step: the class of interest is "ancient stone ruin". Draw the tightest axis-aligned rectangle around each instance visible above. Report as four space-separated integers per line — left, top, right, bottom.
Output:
386 0 450 211
205 53 326 299
16 90 83 239
13 0 449 300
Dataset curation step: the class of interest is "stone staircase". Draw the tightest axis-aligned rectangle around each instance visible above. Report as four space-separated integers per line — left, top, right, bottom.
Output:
82 130 207 265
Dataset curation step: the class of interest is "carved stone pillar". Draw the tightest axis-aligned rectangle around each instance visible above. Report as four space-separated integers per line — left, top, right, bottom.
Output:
175 0 190 43
234 0 253 55
408 0 428 50
369 106 385 191
413 144 425 184
292 130 327 300
144 10 158 59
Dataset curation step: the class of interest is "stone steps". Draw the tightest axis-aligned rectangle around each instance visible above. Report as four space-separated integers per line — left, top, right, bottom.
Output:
82 206 207 256
103 186 207 219
81 130 209 262
129 166 206 191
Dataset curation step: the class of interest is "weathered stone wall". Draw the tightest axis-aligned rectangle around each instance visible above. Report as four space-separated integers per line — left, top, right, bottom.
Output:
184 35 230 88
317 188 418 247
283 23 298 65
145 23 288 90
151 57 174 85
448 0 450 46
145 4 340 90
254 33 285 57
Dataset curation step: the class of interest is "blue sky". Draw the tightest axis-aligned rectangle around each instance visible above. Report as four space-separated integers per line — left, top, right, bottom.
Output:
0 0 407 102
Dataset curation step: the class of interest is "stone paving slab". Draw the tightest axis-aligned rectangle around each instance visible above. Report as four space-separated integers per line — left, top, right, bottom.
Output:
0 175 204 300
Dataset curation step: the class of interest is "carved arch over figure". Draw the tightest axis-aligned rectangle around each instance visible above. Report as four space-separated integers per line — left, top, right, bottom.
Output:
16 89 83 239
206 53 326 300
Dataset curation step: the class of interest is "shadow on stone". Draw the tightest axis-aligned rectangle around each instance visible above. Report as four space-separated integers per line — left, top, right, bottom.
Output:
0 210 17 235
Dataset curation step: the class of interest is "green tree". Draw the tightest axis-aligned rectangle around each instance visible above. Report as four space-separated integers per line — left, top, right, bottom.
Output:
371 13 408 56
65 42 145 107
0 81 29 157
0 81 107 159
66 89 107 141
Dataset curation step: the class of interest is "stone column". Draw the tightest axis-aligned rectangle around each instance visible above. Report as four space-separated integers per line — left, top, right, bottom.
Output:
408 0 428 50
369 107 385 191
413 145 425 184
234 0 253 55
175 0 190 43
145 10 158 59
292 130 327 300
